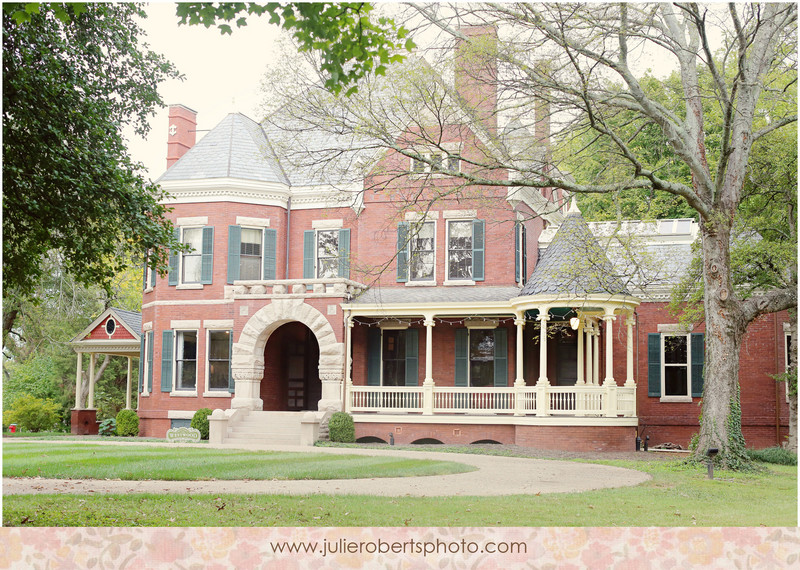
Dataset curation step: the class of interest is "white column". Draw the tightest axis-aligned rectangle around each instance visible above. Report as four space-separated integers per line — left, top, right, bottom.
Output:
593 325 600 386
585 324 594 385
536 312 550 386
125 356 132 409
576 320 585 385
514 317 526 387
87 353 96 409
344 316 353 412
74 352 83 409
626 313 635 387
423 317 436 386
603 313 616 386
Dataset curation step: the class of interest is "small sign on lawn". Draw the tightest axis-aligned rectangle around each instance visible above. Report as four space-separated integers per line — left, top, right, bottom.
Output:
166 426 201 443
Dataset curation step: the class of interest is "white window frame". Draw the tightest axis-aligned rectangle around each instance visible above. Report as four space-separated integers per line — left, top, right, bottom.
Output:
238 226 264 281
445 219 475 284
178 226 205 289
315 229 340 279
660 333 693 402
204 329 232 396
410 151 461 175
173 329 199 395
141 329 152 397
408 220 436 283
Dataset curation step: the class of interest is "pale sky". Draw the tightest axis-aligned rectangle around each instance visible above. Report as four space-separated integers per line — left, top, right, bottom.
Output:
127 3 284 181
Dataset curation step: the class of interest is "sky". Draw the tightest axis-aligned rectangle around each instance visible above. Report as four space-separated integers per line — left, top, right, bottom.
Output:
127 3 284 181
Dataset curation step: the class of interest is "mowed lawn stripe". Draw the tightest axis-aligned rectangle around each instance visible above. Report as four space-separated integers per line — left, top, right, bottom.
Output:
3 442 473 481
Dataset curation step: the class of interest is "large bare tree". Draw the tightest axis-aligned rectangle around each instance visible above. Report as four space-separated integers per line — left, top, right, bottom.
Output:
261 2 797 467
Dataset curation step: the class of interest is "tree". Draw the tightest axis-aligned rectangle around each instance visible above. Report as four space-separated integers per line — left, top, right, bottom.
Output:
175 2 415 95
3 2 183 339
254 3 796 467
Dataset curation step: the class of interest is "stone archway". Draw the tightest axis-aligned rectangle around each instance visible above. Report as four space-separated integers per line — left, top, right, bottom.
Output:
230 298 344 412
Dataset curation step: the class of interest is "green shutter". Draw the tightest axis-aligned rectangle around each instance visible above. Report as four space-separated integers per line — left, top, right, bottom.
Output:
494 328 508 387
338 228 350 278
367 328 381 386
521 224 527 285
263 228 277 280
142 260 148 290
648 333 661 397
405 328 419 386
691 333 705 397
160 330 173 392
228 330 235 394
146 331 154 393
138 337 145 392
397 222 409 282
227 225 241 284
472 219 485 281
200 226 214 284
303 230 315 279
455 329 468 386
168 228 180 285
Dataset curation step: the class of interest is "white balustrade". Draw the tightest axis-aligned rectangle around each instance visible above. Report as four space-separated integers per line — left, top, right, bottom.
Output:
349 384 637 418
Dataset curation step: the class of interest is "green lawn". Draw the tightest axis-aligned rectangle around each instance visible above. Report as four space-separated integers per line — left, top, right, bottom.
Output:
3 441 796 527
2 441 473 481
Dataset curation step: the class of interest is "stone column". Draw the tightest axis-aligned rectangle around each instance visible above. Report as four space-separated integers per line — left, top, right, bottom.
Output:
125 356 132 409
87 353 96 409
74 351 83 409
230 367 265 410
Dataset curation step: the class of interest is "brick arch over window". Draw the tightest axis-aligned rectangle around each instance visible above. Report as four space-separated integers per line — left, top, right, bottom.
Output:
230 299 344 411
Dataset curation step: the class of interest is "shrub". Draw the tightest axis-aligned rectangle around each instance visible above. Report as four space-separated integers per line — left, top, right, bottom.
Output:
191 408 213 440
98 418 117 437
747 446 797 466
328 412 355 443
115 409 139 437
2 394 62 432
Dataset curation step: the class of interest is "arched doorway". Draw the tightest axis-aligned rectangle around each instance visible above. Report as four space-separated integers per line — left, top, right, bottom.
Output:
261 322 321 411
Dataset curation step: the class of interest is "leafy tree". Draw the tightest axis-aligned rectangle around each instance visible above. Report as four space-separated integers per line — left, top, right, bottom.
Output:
175 2 415 96
252 3 796 468
3 394 62 432
2 2 183 339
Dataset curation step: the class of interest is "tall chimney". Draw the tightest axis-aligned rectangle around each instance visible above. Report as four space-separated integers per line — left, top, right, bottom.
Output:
454 25 498 135
166 104 197 169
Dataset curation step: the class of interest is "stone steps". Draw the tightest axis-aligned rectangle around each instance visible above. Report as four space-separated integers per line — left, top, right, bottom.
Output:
224 411 305 446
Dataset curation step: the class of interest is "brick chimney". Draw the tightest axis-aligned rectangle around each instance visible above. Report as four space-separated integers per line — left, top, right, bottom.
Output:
454 25 498 135
166 104 197 169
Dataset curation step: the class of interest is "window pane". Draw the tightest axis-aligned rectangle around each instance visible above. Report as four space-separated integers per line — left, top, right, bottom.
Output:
176 331 197 390
448 221 473 280
664 366 688 396
446 156 460 172
183 228 203 250
316 230 338 278
469 330 494 387
382 330 406 386
410 222 434 281
664 336 687 364
209 331 230 359
430 152 442 171
239 255 261 280
182 228 203 284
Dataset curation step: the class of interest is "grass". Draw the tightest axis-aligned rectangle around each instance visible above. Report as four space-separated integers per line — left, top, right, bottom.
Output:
3 441 796 527
2 441 473 481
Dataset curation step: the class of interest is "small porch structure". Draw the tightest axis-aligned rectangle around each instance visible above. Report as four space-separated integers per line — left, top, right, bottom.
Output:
69 308 141 434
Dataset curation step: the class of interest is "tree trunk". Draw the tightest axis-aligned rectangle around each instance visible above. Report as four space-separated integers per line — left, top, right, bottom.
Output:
694 218 750 468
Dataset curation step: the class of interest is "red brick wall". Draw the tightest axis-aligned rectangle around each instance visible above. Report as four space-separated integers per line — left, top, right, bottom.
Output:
86 317 136 340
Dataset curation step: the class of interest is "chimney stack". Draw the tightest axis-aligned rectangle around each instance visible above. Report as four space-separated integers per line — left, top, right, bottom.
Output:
455 25 498 135
166 104 197 169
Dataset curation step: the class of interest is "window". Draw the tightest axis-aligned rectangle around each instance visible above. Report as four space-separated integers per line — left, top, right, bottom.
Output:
169 226 214 286
455 328 508 387
142 253 156 290
515 221 527 285
175 331 197 391
227 225 277 283
410 152 460 174
447 220 484 281
207 330 231 392
409 222 435 281
303 229 350 279
647 332 704 400
139 330 153 395
366 328 419 386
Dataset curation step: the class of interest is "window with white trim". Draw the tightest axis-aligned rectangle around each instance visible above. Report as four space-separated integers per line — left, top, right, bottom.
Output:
169 226 214 286
366 327 419 387
663 335 689 396
316 230 339 278
181 228 203 284
175 330 198 391
448 220 474 280
409 222 435 282
207 330 231 392
303 228 350 279
410 152 460 174
647 331 704 401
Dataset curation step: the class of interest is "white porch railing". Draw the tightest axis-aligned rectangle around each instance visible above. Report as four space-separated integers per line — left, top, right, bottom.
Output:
348 384 636 417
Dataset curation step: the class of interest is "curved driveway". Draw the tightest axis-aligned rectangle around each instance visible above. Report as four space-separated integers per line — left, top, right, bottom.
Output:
3 440 651 497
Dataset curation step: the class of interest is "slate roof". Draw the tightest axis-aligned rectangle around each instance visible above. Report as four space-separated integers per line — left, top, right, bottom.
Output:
113 308 142 335
351 286 523 306
520 208 630 297
158 113 288 184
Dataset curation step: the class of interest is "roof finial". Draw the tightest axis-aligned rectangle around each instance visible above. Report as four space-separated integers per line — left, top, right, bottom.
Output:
567 196 581 215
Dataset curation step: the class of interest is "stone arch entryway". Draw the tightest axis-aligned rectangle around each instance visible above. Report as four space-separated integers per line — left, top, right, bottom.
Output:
230 299 345 412
261 322 321 411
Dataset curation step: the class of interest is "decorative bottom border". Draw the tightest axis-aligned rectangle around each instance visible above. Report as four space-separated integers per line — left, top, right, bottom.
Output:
1 527 797 568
